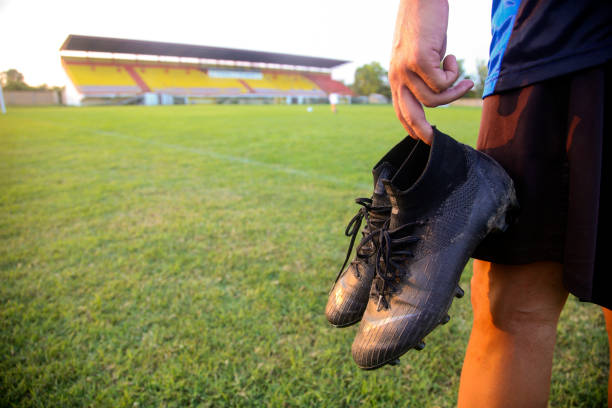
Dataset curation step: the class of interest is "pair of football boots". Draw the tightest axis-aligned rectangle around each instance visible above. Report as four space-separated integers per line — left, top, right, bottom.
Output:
326 128 518 370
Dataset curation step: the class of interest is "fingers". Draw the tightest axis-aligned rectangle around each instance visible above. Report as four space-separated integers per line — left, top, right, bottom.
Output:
398 86 433 144
392 85 433 144
416 53 460 93
390 53 473 108
391 90 415 137
390 74 473 144
389 51 474 144
442 54 458 76
407 71 474 107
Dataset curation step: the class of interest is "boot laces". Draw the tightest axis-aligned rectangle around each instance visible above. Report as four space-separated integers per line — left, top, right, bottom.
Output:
362 218 425 311
331 197 391 289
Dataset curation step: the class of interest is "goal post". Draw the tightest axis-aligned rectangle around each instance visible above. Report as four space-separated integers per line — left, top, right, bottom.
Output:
0 86 6 114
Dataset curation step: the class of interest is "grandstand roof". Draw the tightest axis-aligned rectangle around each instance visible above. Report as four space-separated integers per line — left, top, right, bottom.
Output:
60 35 349 69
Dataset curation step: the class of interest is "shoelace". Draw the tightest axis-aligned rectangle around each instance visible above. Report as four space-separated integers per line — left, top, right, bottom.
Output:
360 218 425 311
332 197 391 288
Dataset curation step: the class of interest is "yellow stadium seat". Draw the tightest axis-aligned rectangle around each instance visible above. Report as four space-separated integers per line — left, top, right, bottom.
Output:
65 64 135 86
243 71 324 96
62 59 141 95
62 57 335 97
137 67 246 95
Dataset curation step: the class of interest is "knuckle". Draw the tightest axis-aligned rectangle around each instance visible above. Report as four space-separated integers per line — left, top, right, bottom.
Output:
422 100 436 108
431 83 445 94
420 94 439 108
409 47 427 68
394 50 420 72
388 70 400 83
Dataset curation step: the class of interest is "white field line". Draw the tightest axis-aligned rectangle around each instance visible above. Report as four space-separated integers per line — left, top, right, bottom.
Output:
92 129 370 190
28 118 371 190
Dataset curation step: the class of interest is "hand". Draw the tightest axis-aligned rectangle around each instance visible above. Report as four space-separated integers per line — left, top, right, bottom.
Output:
389 0 474 144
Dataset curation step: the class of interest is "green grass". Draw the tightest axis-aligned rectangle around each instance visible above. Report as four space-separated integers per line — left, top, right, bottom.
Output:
0 104 607 407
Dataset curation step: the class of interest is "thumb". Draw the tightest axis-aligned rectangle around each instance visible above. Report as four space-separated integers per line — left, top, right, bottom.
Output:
419 53 461 93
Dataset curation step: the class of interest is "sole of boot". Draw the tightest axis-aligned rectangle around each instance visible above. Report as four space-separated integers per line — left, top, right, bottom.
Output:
356 185 519 370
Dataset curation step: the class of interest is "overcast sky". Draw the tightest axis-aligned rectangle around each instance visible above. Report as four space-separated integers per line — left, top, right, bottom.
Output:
0 0 492 87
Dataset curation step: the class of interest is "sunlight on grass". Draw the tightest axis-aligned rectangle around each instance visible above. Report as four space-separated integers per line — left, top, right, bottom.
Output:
0 105 607 407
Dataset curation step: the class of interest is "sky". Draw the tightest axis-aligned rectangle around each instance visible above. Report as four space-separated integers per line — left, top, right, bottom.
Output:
0 0 492 88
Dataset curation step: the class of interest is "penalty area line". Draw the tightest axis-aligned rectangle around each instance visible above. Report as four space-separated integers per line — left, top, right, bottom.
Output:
93 129 370 191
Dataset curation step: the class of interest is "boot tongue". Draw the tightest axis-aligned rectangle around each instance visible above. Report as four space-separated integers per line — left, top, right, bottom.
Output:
383 181 404 230
371 162 394 207
384 180 425 230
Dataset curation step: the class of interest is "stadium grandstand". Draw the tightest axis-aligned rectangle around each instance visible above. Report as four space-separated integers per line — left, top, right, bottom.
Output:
60 35 353 105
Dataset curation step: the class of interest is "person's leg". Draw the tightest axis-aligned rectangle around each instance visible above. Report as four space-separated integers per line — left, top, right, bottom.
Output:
603 307 612 407
457 260 568 408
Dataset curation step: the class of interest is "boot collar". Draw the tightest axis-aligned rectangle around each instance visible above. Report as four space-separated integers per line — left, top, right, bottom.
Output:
384 128 468 227
371 135 419 207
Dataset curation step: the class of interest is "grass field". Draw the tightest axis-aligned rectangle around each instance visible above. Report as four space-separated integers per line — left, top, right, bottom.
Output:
0 104 608 407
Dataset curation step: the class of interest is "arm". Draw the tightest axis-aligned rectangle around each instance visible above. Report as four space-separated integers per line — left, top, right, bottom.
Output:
389 0 473 144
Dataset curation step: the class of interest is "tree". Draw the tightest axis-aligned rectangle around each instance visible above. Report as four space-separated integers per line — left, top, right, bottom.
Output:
455 59 467 85
0 68 29 91
1 69 33 91
0 69 24 86
474 60 488 98
351 62 391 99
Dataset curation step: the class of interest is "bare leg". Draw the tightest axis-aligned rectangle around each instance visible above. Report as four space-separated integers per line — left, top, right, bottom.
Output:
603 307 612 408
458 260 568 408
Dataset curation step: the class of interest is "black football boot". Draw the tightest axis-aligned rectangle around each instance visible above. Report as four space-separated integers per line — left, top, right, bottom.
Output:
325 136 428 327
351 127 518 369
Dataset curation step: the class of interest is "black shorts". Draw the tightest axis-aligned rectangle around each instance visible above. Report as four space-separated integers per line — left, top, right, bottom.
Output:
472 61 610 309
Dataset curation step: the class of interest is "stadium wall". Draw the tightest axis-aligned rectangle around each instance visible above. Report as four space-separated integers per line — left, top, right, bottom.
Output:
4 90 64 106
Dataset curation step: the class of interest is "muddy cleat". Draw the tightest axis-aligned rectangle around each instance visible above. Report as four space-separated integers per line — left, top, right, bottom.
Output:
351 127 518 369
325 137 426 327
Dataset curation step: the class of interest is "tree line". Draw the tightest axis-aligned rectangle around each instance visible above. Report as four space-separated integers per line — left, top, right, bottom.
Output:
1 69 63 92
